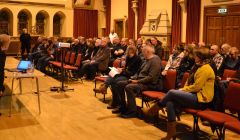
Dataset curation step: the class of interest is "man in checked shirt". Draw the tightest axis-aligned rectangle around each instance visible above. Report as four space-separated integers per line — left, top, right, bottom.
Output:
210 44 224 77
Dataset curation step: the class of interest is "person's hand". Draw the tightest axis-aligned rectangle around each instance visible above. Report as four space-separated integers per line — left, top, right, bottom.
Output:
90 60 95 64
114 50 119 55
161 70 167 76
130 80 138 84
117 68 123 73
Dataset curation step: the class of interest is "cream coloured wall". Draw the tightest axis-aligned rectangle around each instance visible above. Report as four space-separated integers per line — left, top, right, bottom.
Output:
147 0 172 23
199 0 240 42
92 0 105 37
0 1 73 37
111 0 128 31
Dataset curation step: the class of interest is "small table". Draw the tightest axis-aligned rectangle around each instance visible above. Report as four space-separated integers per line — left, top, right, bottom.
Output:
8 72 41 116
4 57 43 116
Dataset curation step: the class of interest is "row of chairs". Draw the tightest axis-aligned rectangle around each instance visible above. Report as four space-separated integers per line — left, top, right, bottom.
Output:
48 51 82 80
142 68 239 139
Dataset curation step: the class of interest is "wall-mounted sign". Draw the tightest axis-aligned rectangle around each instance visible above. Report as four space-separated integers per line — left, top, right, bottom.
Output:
218 8 227 14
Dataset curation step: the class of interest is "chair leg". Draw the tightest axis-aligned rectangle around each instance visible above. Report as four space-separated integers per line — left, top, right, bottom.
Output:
94 80 97 97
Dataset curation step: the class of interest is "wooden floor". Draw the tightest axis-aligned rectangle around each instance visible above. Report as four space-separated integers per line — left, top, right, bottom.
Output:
0 57 240 140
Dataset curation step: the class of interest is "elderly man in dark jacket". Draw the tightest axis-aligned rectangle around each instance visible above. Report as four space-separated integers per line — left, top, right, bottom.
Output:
0 34 10 97
78 37 110 80
113 44 162 118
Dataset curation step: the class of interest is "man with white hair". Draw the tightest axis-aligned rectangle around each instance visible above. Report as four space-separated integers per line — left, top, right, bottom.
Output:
0 34 10 97
113 44 162 118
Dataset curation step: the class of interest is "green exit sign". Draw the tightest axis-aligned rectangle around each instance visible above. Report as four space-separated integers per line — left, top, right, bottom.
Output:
218 8 227 14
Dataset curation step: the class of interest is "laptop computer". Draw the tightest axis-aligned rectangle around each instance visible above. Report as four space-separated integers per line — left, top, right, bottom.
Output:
6 60 32 72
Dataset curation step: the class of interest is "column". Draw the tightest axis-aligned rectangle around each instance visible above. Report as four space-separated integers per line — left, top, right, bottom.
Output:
132 0 138 40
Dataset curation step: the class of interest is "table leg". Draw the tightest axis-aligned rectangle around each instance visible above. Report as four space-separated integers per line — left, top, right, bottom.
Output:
19 78 22 94
9 78 15 117
36 77 41 114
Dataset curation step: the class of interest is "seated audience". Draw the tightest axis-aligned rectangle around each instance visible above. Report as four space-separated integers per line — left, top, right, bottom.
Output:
94 45 142 110
136 38 143 55
176 44 195 87
151 37 163 59
220 43 231 58
161 43 185 76
145 47 215 140
71 38 81 54
224 47 240 70
114 44 162 118
78 38 110 80
210 45 224 77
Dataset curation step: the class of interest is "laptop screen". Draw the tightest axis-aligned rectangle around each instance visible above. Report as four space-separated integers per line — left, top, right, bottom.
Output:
17 60 32 71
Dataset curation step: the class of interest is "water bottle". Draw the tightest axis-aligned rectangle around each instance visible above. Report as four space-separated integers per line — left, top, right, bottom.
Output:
27 62 34 74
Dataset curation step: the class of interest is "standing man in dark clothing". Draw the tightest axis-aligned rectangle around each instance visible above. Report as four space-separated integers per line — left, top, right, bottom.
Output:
20 28 31 58
0 34 10 97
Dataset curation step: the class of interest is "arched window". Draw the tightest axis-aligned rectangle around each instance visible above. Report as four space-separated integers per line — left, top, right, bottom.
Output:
36 12 45 35
18 11 29 34
53 14 61 36
0 10 9 34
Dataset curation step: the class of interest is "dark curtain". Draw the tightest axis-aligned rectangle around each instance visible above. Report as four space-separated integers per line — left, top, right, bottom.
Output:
103 0 111 36
128 0 135 39
137 0 146 38
186 0 201 44
74 9 98 38
171 0 182 50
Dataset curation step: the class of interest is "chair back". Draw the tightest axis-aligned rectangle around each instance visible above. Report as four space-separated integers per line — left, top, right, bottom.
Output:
180 72 190 88
163 70 177 91
222 69 237 80
75 54 82 67
64 51 71 63
69 52 76 65
224 82 240 113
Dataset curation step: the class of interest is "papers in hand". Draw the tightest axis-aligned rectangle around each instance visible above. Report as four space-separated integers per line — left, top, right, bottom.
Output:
108 67 120 77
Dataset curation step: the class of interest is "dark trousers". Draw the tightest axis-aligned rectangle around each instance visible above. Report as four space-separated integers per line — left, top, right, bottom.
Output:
21 45 30 58
105 76 128 106
0 51 6 92
160 89 199 122
37 55 53 72
79 62 98 79
116 81 148 113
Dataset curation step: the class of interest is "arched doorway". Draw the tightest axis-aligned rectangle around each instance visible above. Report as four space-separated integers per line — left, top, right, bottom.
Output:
18 9 32 34
0 8 13 35
36 10 49 35
53 11 65 37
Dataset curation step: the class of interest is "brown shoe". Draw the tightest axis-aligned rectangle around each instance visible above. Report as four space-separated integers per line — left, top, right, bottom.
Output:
161 121 176 140
142 103 162 117
93 84 108 94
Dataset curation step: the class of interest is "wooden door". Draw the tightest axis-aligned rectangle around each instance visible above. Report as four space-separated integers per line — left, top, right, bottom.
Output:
223 15 240 47
114 19 124 39
204 4 240 49
206 16 223 46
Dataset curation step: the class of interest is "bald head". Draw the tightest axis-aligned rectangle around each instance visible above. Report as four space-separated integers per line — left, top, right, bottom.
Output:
0 34 10 51
142 44 155 59
210 45 219 56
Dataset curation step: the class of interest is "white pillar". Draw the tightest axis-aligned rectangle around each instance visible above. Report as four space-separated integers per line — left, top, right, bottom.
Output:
13 13 18 36
49 15 53 37
132 0 138 40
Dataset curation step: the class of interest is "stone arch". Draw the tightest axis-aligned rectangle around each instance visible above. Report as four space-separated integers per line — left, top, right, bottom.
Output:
18 9 32 34
0 7 13 35
36 10 50 35
53 11 66 37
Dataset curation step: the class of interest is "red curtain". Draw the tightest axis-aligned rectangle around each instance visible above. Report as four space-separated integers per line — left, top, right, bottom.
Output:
128 0 135 39
171 0 182 50
74 9 98 38
103 0 111 36
186 0 201 44
137 0 146 38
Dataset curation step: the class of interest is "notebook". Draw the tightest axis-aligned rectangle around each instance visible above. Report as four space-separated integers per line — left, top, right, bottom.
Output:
6 60 32 72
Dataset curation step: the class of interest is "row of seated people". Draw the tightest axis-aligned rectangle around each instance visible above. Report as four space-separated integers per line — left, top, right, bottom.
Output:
27 35 168 80
93 42 240 140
